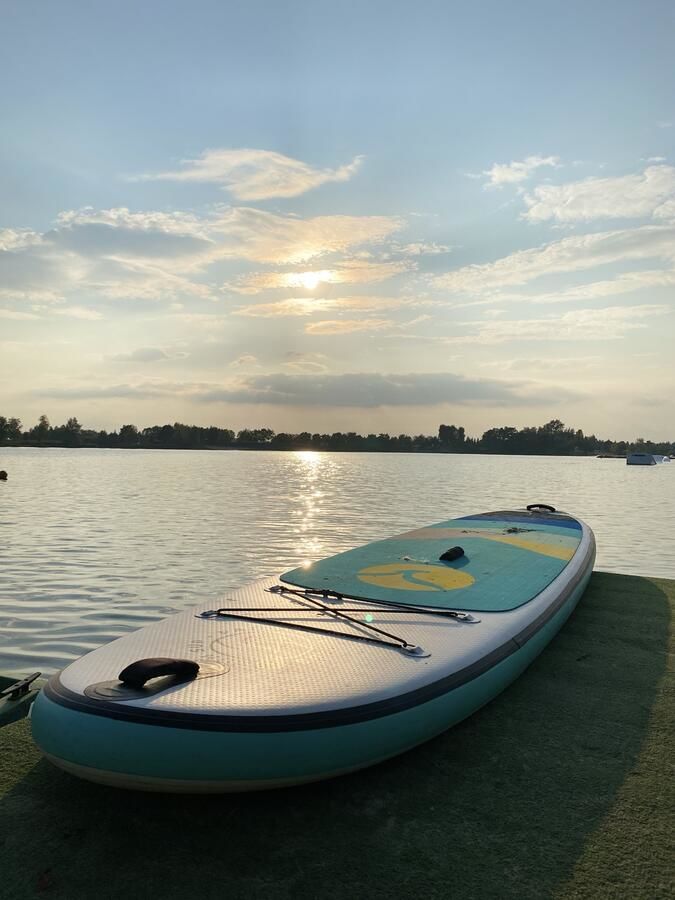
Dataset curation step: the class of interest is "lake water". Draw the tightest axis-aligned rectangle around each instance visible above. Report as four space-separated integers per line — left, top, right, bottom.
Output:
1 448 674 677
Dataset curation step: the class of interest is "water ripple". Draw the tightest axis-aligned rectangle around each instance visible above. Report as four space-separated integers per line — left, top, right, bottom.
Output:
1 448 674 675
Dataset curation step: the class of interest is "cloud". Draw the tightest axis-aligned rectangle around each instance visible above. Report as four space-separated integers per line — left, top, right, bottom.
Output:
0 303 98 322
234 295 415 318
134 148 364 200
0 229 43 251
88 262 215 301
480 155 560 189
0 239 77 298
167 312 228 330
0 207 217 309
304 318 394 335
197 371 575 407
397 242 451 256
41 383 169 400
235 297 333 317
0 308 39 320
0 205 405 309
226 259 410 294
654 199 675 220
111 347 172 362
282 351 329 374
51 306 104 320
211 208 404 265
455 268 675 309
50 208 213 268
523 165 675 223
40 380 213 400
480 355 603 373
37 369 580 408
447 304 670 344
230 354 258 368
0 288 63 303
434 224 675 295
55 207 208 238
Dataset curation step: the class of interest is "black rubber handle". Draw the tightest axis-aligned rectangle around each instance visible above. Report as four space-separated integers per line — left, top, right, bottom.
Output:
118 658 200 689
439 546 465 562
526 504 556 512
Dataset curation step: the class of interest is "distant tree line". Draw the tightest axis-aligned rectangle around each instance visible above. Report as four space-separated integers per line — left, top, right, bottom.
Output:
1 414 674 457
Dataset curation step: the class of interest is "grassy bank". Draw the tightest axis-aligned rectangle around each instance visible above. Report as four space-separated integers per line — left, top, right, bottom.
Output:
1 572 673 900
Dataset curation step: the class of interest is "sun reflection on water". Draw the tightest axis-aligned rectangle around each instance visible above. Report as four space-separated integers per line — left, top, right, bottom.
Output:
293 450 326 563
295 450 322 465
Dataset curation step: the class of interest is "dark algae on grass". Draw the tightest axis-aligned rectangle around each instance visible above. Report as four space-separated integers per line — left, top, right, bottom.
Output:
0 572 673 900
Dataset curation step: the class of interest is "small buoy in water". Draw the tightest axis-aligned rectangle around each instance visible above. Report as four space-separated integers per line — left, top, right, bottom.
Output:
0 471 7 481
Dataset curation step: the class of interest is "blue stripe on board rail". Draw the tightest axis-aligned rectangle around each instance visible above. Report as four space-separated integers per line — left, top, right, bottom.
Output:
458 513 582 530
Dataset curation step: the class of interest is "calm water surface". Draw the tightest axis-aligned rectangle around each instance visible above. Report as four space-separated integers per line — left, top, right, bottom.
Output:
1 448 674 676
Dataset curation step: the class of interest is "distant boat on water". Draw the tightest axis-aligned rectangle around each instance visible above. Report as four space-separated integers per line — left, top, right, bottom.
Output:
626 453 671 466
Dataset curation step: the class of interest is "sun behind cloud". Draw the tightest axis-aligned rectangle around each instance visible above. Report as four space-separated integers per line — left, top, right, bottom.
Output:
288 270 333 290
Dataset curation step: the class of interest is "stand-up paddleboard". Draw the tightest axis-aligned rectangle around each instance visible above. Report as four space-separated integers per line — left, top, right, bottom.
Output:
32 505 595 792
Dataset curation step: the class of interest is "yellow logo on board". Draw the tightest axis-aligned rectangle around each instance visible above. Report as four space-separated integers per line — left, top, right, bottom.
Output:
358 562 475 592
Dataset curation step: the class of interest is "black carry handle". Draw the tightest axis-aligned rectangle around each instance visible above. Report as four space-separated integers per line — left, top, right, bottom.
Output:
526 504 556 512
439 546 465 562
118 658 200 689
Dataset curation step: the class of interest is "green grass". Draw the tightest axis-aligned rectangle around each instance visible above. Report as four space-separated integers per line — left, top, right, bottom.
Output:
1 572 673 900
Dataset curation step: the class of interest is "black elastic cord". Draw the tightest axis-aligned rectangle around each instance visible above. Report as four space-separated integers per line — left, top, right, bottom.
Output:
268 585 474 620
202 609 418 653
196 584 478 655
205 607 464 615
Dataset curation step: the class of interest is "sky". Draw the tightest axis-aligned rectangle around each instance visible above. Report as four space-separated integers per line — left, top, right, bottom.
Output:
1 0 674 440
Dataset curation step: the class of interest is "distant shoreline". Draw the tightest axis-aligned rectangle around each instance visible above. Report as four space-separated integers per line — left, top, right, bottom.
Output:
0 441 628 458
2 416 673 457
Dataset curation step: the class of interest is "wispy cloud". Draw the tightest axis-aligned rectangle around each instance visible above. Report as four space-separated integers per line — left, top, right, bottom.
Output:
211 211 405 266
282 351 329 374
304 318 394 335
0 206 405 310
167 312 228 330
447 304 670 344
480 355 603 372
111 347 178 362
453 268 675 309
234 295 415 318
197 371 576 407
51 306 104 320
396 242 451 256
229 354 258 368
523 165 675 222
433 224 675 294
0 308 39 320
226 259 411 294
0 229 43 251
479 155 560 189
38 371 571 408
39 382 181 400
0 304 92 328
133 148 364 200
0 287 63 304
55 207 208 237
88 263 215 302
